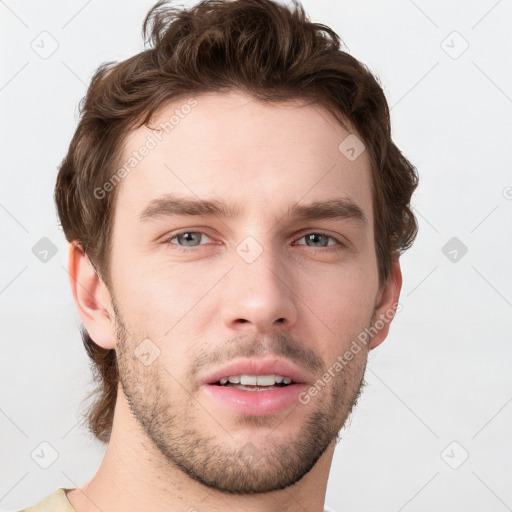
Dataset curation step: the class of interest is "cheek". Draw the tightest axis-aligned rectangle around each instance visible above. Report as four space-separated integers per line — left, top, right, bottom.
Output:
298 261 378 345
115 256 184 311
113 261 221 352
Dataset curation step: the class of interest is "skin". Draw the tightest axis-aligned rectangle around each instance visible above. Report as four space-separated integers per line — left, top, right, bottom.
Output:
66 90 402 512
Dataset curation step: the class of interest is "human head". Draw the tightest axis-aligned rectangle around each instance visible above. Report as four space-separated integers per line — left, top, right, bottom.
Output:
55 0 418 450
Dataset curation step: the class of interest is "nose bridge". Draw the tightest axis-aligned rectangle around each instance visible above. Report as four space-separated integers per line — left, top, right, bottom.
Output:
222 233 298 331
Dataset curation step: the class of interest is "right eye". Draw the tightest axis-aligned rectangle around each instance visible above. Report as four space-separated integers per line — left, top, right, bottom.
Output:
164 230 214 249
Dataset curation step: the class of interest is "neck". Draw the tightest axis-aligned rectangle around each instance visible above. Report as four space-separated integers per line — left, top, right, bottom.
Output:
67 390 334 512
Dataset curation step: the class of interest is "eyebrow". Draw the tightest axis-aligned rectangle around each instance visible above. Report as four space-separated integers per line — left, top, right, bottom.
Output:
139 194 367 227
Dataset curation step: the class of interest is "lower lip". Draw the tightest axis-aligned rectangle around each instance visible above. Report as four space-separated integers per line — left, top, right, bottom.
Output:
202 383 308 416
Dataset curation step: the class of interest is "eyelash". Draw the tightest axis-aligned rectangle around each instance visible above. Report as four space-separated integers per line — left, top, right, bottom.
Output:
163 230 345 252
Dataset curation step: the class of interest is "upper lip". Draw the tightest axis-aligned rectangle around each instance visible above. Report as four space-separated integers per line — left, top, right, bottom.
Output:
201 356 310 385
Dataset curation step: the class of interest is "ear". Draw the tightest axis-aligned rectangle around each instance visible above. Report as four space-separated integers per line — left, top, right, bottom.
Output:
368 256 403 350
67 241 117 350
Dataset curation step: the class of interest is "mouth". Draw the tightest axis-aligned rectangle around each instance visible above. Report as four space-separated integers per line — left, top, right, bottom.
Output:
201 358 310 416
211 374 297 391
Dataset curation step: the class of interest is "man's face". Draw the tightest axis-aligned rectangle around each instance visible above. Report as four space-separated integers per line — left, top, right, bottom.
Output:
107 90 382 493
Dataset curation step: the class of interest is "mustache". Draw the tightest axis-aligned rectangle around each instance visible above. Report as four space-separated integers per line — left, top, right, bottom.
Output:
189 332 325 382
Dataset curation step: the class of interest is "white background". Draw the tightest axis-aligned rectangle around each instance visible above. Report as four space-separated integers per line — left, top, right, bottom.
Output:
1 1 511 511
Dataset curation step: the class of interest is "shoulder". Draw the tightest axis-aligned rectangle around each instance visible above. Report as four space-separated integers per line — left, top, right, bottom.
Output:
17 488 77 512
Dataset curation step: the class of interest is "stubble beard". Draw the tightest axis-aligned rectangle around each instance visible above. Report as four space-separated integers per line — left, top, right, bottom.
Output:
113 303 370 495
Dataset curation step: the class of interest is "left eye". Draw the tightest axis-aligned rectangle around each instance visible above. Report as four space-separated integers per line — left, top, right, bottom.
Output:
165 231 341 249
295 232 341 248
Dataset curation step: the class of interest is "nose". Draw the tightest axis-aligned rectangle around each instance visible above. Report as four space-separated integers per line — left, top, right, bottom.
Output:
221 250 298 333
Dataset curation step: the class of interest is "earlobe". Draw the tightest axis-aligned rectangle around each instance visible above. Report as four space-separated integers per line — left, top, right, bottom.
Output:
68 241 116 350
368 257 403 350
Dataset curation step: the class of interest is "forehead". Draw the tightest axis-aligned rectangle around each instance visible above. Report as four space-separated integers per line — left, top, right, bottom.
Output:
113 90 373 228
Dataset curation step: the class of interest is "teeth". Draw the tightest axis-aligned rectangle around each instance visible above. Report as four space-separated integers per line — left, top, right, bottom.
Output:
256 375 275 386
229 384 279 391
220 374 292 386
240 375 257 385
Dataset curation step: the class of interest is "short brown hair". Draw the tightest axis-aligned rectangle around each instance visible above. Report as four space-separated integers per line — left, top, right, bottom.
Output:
55 0 418 443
